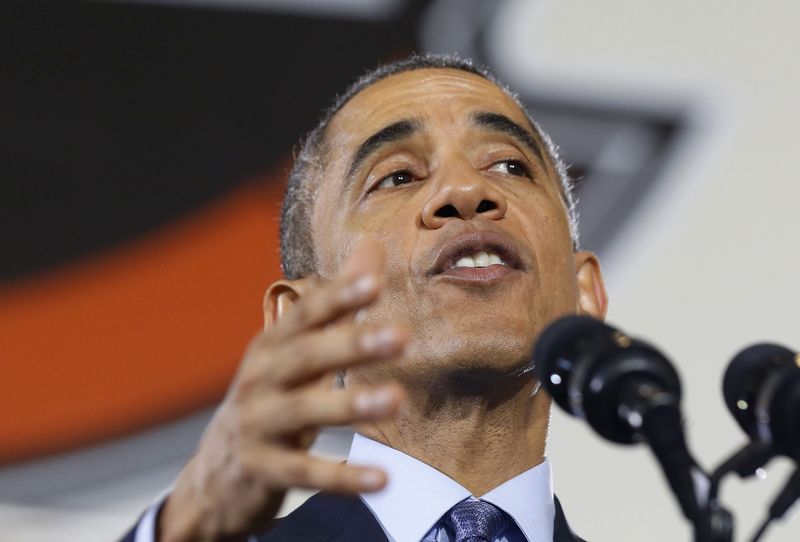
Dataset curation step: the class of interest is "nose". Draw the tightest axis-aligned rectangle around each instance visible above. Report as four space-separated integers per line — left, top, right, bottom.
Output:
421 167 508 229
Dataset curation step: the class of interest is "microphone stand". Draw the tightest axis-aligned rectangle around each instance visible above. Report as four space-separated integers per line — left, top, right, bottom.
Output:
621 380 734 542
710 442 800 542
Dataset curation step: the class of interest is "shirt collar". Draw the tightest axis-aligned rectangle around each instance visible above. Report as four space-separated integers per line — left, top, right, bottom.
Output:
481 457 554 542
349 433 470 542
347 433 555 542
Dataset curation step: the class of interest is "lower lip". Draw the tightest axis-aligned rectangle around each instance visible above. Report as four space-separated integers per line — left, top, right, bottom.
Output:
435 264 517 283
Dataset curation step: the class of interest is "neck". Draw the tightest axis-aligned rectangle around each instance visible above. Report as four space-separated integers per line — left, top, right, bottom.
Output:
356 373 550 496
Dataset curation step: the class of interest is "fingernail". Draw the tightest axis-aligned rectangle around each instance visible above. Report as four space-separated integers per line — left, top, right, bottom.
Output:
360 327 400 355
341 274 377 302
355 388 395 415
359 469 384 489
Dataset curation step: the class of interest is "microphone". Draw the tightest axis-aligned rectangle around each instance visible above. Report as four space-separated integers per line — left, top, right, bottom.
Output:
710 344 799 495
717 343 800 541
722 343 800 460
533 315 682 443
534 315 732 542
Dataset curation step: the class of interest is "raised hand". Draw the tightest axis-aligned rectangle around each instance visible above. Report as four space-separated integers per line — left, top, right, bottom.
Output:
158 240 407 542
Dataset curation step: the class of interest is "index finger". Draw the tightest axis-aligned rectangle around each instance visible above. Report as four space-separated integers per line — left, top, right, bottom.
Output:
273 239 386 338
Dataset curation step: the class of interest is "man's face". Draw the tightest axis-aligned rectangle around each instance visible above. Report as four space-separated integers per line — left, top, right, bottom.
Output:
312 68 593 387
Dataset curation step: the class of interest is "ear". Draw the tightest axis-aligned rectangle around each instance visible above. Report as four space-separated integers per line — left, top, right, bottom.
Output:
262 277 316 329
574 251 608 320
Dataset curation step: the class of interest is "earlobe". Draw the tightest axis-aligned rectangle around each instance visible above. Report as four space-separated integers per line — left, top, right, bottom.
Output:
262 278 314 328
574 251 608 320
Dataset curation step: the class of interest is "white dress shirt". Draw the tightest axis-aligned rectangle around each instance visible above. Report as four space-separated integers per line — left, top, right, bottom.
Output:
349 433 555 542
135 433 555 542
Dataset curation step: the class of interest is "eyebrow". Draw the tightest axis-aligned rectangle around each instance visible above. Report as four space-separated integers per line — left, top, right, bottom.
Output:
343 111 544 184
346 118 422 179
470 111 544 161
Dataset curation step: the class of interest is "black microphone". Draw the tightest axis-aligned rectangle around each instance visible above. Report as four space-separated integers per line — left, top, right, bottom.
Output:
534 315 732 542
710 344 799 496
533 315 682 443
717 343 800 541
722 343 800 460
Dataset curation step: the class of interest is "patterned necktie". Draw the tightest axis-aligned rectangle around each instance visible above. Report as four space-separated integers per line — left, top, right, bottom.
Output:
443 499 511 542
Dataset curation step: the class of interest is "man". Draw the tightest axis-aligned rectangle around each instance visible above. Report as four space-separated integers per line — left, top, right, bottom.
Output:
126 53 608 542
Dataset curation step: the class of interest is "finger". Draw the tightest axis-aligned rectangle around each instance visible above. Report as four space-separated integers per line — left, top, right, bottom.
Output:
271 239 386 338
261 323 407 387
267 272 378 341
338 238 385 283
255 448 387 494
248 384 406 437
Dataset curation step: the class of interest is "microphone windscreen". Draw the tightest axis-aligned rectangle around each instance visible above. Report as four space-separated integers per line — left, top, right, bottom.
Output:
722 343 796 438
533 315 612 413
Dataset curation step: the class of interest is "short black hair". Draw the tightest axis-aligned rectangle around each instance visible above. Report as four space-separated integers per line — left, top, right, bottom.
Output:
279 53 578 280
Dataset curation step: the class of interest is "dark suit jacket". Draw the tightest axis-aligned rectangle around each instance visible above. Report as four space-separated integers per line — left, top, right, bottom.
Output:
122 492 584 542
259 492 584 542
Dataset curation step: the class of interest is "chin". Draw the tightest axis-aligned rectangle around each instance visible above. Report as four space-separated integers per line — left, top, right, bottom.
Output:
416 330 535 378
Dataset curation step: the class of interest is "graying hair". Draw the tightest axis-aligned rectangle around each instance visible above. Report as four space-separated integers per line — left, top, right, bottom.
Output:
279 53 579 279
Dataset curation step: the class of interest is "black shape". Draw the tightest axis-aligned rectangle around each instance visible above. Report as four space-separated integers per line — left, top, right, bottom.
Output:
0 0 430 280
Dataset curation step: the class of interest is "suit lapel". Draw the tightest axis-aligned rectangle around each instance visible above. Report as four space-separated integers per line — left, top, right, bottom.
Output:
258 492 388 542
553 495 584 542
327 494 390 542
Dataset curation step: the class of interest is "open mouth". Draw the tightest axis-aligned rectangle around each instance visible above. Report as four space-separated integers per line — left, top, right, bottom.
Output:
428 230 525 282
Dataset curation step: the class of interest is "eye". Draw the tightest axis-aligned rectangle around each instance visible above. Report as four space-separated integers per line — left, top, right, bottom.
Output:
375 170 415 190
489 159 531 178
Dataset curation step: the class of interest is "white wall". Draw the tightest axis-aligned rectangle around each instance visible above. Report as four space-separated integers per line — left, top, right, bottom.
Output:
493 0 800 539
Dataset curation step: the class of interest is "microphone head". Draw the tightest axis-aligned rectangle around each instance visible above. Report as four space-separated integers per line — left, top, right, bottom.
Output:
722 343 796 440
533 315 614 415
533 315 681 444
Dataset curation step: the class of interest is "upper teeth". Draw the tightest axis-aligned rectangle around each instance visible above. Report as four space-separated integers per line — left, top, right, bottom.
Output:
453 251 504 268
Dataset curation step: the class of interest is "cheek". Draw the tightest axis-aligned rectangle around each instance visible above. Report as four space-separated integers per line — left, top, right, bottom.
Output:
315 196 408 277
340 212 418 314
517 198 579 301
535 238 578 312
347 195 420 271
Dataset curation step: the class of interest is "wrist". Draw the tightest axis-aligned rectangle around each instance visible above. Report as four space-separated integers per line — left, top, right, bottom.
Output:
157 464 235 542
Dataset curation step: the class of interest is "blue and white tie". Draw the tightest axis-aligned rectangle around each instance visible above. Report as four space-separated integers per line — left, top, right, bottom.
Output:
443 499 511 542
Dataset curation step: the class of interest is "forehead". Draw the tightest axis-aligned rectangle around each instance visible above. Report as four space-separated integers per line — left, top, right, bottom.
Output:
326 68 533 148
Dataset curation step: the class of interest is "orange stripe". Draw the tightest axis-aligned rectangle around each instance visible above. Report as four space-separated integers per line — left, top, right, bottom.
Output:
0 179 284 464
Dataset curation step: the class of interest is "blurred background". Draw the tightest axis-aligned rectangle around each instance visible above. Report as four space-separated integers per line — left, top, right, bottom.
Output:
1 0 799 540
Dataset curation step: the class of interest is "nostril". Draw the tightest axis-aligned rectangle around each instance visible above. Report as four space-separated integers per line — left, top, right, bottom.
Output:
476 200 497 213
434 204 459 218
